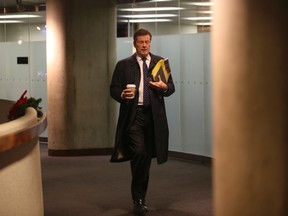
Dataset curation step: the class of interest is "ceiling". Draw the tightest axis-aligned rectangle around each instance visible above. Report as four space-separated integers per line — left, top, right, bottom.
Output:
0 0 46 13
0 0 45 7
116 0 213 31
0 0 212 30
0 0 45 24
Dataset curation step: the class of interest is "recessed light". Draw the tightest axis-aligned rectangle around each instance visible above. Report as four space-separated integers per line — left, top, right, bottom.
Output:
118 7 184 12
183 17 213 21
198 11 213 14
118 14 178 19
150 0 173 2
0 20 23 23
0 14 41 19
119 19 172 23
194 22 213 26
190 2 214 7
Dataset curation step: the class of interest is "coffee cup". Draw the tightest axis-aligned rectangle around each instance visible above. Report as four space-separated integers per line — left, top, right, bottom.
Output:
126 84 136 99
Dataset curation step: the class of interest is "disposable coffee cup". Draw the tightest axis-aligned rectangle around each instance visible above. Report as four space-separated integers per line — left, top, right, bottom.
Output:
126 84 136 99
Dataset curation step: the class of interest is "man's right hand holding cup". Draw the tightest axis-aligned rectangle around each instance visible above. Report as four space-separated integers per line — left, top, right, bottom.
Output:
122 84 136 100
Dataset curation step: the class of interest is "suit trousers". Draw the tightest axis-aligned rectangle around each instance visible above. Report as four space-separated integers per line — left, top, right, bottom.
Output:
128 106 155 202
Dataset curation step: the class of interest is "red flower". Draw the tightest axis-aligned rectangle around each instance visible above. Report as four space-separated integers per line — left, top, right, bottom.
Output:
8 90 42 120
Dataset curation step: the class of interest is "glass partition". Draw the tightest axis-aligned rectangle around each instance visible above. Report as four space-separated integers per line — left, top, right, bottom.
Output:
0 0 47 136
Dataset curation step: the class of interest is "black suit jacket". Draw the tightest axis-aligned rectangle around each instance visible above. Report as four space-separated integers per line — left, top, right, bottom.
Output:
110 52 175 164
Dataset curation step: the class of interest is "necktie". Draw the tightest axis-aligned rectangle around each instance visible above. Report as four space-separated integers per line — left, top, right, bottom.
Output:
142 57 150 106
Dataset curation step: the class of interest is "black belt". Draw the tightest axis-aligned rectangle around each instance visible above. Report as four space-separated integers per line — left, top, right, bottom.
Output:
137 105 151 112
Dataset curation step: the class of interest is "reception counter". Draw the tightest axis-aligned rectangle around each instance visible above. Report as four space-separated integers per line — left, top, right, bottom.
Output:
0 99 47 216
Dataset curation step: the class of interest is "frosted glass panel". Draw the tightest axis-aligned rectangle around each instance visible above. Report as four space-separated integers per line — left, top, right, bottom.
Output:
0 8 47 136
0 41 47 137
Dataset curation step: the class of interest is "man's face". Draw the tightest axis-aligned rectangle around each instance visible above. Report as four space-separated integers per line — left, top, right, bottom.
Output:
134 34 151 58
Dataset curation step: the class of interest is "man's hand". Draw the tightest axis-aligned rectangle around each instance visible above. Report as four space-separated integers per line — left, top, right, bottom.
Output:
121 88 136 100
149 75 168 91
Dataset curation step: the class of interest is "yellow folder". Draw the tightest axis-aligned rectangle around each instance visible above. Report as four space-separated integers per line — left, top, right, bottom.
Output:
151 58 171 83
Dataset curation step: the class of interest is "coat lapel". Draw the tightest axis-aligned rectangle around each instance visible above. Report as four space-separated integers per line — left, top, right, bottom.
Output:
128 53 141 87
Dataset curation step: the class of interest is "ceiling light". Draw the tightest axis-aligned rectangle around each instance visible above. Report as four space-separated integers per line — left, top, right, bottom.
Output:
118 7 184 12
119 19 172 23
150 0 173 2
190 2 214 7
183 17 213 21
194 22 213 26
118 14 178 18
0 14 41 19
0 20 23 23
198 11 213 14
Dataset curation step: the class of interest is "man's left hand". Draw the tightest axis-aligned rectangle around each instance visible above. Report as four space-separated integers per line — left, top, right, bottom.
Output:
149 75 168 91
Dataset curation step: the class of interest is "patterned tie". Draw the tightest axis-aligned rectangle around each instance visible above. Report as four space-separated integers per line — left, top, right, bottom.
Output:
142 57 150 106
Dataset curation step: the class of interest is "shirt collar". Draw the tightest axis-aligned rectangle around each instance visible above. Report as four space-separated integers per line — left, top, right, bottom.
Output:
136 54 151 62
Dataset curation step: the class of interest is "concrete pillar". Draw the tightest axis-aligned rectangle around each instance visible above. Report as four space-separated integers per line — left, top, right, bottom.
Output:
46 0 116 153
212 1 288 215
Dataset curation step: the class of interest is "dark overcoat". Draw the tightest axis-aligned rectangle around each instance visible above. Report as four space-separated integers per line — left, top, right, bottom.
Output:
110 53 175 164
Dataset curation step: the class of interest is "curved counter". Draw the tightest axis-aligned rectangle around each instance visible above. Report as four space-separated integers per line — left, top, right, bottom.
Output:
0 99 47 216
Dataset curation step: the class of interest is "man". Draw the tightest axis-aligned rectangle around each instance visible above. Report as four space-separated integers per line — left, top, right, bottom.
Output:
110 28 175 215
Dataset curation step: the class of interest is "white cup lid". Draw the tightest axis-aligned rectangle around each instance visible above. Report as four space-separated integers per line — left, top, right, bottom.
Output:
126 84 136 88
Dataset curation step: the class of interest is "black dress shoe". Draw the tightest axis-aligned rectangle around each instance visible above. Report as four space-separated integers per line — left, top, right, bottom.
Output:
133 199 148 216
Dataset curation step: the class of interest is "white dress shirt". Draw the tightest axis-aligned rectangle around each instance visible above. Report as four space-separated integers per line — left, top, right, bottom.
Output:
136 54 151 105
